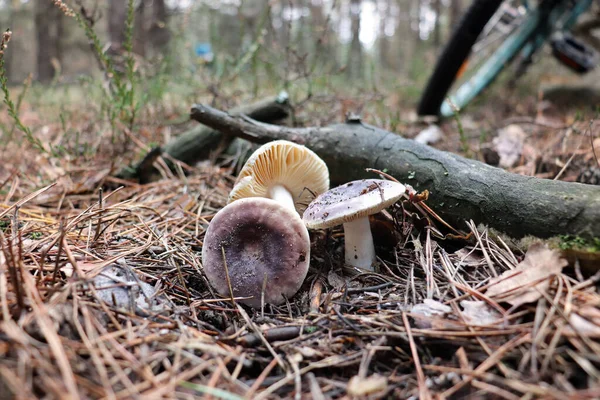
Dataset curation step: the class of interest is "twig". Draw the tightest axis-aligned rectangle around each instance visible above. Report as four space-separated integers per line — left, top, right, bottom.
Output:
92 188 104 243
236 304 287 372
402 312 431 400
222 246 236 308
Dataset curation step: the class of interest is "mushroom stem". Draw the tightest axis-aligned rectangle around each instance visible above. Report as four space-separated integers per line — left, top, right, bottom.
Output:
342 217 376 270
268 184 295 211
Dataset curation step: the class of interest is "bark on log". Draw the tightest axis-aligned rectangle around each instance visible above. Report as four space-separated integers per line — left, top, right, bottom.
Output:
190 103 600 239
117 93 289 182
163 94 289 164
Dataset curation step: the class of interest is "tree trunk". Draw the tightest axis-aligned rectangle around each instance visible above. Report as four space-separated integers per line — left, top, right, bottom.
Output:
378 1 390 70
313 0 339 69
108 0 127 54
309 0 326 50
277 1 290 50
347 0 363 79
433 0 443 48
190 104 600 240
34 0 62 82
450 0 463 31
414 0 423 43
134 0 147 56
397 0 411 73
218 9 243 58
149 0 170 52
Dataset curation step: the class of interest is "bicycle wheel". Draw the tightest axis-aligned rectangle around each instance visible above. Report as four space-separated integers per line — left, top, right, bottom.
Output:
417 0 540 118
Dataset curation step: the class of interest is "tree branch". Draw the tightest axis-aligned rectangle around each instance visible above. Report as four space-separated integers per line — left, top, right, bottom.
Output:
117 93 290 182
190 103 600 239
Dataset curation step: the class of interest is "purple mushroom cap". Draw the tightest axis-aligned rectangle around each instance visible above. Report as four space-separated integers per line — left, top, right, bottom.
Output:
202 197 310 308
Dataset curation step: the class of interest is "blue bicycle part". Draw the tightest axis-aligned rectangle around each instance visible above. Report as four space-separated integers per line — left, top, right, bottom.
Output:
440 7 540 117
417 0 595 118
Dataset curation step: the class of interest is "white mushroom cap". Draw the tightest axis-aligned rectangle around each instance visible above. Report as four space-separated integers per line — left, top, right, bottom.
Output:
303 179 406 229
202 197 310 308
228 140 329 214
302 179 406 270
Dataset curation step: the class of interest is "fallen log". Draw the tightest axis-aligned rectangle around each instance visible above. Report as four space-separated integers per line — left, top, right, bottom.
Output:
190 103 600 239
117 93 289 182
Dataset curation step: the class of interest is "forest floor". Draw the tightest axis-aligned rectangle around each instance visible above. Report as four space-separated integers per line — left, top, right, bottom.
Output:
1 70 600 399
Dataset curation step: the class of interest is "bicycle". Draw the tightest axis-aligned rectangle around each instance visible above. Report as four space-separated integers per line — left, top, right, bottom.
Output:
417 0 599 118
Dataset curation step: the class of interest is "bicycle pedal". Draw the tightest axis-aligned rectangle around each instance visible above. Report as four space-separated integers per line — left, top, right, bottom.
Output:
550 33 598 74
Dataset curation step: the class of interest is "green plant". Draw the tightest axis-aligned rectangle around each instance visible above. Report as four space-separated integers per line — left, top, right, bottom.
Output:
447 97 470 157
6 74 32 142
558 235 600 252
0 30 45 152
53 0 139 141
30 232 43 240
121 0 138 130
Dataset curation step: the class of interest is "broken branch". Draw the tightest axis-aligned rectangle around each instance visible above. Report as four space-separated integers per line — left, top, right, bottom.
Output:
190 103 600 239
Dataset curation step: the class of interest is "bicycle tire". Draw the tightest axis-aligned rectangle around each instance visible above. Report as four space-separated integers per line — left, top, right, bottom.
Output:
417 0 505 117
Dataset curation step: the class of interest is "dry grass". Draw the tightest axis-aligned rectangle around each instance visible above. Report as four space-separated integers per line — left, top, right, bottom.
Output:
1 140 600 398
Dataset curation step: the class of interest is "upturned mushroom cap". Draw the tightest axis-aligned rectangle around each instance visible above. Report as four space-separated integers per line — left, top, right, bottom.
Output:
303 179 406 229
228 140 329 214
202 197 310 308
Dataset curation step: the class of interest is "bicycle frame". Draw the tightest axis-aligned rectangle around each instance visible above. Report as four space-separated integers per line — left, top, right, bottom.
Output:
440 0 595 117
520 0 595 62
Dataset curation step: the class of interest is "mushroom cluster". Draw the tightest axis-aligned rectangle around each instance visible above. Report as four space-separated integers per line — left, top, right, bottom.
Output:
202 140 329 308
201 140 408 307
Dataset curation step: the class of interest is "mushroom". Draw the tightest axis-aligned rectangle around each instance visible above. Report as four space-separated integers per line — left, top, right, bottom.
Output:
302 179 406 271
202 197 310 308
228 140 329 214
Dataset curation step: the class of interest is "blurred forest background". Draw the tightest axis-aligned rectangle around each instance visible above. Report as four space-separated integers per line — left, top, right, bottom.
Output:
3 0 595 125
2 0 463 86
0 0 597 164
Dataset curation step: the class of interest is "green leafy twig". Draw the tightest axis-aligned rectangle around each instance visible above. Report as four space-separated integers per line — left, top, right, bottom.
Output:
122 0 137 129
53 0 140 143
0 30 45 152
447 97 471 157
7 74 32 141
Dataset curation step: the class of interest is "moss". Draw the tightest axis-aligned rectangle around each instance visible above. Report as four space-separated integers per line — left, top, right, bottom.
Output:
557 234 600 252
30 231 43 240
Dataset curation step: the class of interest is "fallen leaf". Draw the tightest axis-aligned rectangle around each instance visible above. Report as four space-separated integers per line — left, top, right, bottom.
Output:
347 374 387 397
327 270 346 289
410 299 459 329
297 346 323 359
493 124 526 168
453 248 485 267
460 300 502 326
411 299 451 317
169 193 197 218
414 124 443 145
485 243 567 307
92 264 171 316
